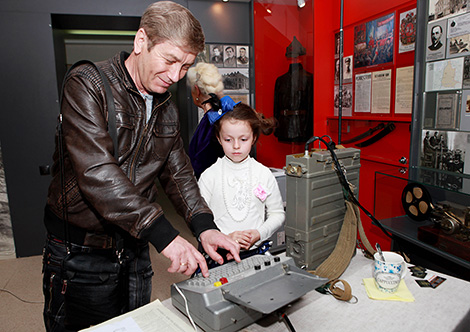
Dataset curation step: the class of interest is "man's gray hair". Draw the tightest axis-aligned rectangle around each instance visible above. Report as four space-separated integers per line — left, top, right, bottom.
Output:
140 1 205 54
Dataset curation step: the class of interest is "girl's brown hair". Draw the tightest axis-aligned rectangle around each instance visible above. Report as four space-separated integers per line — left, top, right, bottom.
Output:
214 103 277 144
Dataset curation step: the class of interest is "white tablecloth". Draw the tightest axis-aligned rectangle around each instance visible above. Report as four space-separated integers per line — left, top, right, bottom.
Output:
162 250 470 332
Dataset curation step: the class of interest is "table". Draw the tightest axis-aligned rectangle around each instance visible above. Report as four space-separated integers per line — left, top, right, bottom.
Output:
162 249 470 332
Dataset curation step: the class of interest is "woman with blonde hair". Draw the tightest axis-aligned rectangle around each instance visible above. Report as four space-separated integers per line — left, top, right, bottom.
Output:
187 62 226 178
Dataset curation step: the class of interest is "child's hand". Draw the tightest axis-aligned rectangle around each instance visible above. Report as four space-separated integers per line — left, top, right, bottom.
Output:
229 231 252 250
244 229 260 248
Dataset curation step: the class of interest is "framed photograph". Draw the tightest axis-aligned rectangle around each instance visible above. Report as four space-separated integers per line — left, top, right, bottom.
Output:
343 55 353 82
335 32 340 59
209 44 224 67
447 33 470 58
426 21 447 61
219 68 249 94
420 129 467 176
236 46 249 67
334 84 353 116
195 44 209 64
435 92 459 129
223 45 237 68
334 58 340 84
428 0 469 22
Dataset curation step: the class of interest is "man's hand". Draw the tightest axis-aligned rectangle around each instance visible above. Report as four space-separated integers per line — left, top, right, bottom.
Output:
161 235 208 277
199 229 241 273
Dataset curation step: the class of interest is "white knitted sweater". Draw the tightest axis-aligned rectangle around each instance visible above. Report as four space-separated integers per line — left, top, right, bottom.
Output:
198 156 285 246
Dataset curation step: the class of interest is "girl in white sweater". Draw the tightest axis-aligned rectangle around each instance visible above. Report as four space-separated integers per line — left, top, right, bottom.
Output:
198 100 285 250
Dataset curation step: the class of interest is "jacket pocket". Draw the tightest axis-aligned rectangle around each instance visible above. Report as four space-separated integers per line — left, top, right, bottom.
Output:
116 111 135 156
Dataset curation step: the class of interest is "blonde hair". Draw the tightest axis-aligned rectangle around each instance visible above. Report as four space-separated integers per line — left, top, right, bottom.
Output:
187 62 224 96
140 1 205 54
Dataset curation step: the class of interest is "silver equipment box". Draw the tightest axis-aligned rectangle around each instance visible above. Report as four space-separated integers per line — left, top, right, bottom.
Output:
285 148 361 269
171 254 327 332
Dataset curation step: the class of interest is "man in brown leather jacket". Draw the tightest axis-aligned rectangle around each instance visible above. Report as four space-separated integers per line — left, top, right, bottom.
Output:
42 2 240 331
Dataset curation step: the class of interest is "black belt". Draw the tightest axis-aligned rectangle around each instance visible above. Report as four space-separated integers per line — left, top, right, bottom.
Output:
44 206 116 249
341 123 385 144
356 122 396 147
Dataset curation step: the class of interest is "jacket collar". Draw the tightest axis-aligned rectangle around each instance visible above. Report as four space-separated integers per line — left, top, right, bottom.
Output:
113 51 171 102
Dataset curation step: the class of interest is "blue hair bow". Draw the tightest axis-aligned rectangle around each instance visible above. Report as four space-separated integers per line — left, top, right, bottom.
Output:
207 96 240 125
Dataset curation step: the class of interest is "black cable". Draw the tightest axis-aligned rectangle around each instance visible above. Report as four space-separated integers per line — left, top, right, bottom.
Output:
279 312 296 332
305 136 393 239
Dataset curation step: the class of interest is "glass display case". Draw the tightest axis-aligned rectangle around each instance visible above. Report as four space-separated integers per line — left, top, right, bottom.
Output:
374 166 470 281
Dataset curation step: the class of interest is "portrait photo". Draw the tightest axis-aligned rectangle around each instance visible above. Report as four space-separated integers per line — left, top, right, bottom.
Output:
223 45 237 68
426 22 446 61
210 44 224 67
236 45 249 67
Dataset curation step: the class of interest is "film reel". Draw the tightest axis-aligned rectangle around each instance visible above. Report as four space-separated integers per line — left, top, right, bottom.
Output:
401 182 432 221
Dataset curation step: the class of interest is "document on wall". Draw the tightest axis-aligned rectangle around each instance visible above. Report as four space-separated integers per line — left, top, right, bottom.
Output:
447 12 470 39
425 58 464 91
354 72 372 113
436 93 459 129
371 69 392 114
395 66 414 114
80 300 194 332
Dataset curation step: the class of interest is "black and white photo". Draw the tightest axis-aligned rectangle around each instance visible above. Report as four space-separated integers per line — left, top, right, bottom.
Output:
448 34 470 58
219 68 250 94
236 46 249 67
223 45 237 67
428 0 469 22
210 44 224 67
421 129 467 177
195 44 210 64
426 21 447 61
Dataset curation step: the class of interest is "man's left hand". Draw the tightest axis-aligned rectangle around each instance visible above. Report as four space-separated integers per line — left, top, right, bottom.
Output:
199 229 241 272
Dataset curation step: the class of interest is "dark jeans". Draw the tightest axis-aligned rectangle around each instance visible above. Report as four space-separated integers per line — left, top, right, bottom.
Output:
42 235 153 332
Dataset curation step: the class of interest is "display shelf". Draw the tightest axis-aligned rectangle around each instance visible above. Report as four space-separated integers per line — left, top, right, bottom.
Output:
376 166 470 197
374 167 470 280
380 216 470 270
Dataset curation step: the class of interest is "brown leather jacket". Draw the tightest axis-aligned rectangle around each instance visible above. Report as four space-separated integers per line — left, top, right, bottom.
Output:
46 52 216 252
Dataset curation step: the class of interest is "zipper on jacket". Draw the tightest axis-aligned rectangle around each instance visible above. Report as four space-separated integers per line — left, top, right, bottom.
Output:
128 93 172 183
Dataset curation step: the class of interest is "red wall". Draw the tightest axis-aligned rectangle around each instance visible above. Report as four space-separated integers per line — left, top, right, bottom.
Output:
253 1 315 168
254 0 417 250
